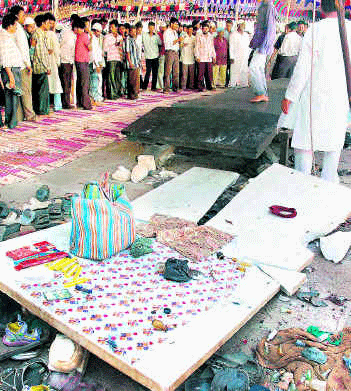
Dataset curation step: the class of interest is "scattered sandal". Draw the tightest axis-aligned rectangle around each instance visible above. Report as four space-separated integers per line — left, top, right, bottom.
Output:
3 315 42 347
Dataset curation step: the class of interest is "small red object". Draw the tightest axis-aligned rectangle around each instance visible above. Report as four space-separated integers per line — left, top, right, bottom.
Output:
14 252 69 271
269 205 297 218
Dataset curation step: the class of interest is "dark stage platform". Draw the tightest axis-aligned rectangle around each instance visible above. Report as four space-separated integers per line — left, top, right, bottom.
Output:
122 79 288 160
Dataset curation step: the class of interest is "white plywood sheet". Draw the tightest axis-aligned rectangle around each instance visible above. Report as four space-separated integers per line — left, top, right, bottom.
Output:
132 167 239 222
0 223 279 391
207 164 351 272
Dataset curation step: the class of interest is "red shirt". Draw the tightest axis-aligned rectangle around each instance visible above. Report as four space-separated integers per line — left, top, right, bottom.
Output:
75 32 90 63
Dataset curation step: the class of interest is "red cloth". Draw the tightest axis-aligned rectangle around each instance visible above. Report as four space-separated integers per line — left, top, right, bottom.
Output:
213 36 228 66
75 32 90 63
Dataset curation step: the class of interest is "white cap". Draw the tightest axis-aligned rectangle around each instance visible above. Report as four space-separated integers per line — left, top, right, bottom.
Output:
91 22 102 31
55 23 64 30
24 17 35 25
160 21 167 27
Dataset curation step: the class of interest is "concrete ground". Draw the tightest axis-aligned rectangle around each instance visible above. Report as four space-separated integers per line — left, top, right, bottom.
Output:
1 84 351 391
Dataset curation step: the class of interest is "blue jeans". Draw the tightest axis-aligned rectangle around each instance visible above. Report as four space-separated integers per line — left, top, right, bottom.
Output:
249 51 267 96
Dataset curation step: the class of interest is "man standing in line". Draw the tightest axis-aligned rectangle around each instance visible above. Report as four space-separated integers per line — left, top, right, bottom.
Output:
59 14 78 109
125 25 141 100
0 13 24 129
248 0 276 103
224 19 233 87
90 23 105 104
142 21 161 91
213 27 228 89
195 21 216 92
229 21 250 88
32 13 52 116
9 5 36 122
103 20 124 99
75 18 92 110
180 24 196 90
156 21 167 90
163 18 183 93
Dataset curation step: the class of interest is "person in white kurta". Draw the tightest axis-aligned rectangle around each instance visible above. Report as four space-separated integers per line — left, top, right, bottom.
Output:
229 22 250 88
47 18 63 111
279 1 351 183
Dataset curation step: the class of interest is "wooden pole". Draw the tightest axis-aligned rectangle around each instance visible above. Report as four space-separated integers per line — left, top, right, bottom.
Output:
285 0 291 24
336 0 351 109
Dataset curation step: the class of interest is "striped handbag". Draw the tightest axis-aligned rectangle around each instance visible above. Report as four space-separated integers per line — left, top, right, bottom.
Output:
70 178 135 260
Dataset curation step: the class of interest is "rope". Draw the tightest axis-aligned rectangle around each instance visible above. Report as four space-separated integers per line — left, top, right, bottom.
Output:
309 0 317 174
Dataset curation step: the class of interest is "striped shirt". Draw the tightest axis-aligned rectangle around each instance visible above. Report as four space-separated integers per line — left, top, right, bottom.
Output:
103 33 123 62
32 28 50 74
125 36 140 69
195 33 216 62
0 30 25 69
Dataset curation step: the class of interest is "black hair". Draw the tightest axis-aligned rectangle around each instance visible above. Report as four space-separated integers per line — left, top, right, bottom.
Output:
81 17 89 24
72 18 85 30
34 14 43 27
70 13 80 23
110 19 119 27
226 19 233 24
321 0 337 13
288 21 297 31
2 13 17 29
135 21 143 28
124 22 130 29
130 25 137 30
170 17 179 25
201 21 209 28
45 12 55 22
148 21 155 27
41 13 52 24
9 5 24 17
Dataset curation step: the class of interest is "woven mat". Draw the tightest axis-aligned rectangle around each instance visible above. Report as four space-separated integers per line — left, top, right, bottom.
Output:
0 90 211 186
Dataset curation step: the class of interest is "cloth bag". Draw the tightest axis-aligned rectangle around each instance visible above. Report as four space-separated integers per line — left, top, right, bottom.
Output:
70 176 135 260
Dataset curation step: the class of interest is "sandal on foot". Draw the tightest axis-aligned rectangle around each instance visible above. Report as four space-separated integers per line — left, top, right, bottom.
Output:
3 315 41 347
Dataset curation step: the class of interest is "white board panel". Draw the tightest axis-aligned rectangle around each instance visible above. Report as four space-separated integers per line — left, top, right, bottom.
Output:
131 167 239 222
207 164 351 272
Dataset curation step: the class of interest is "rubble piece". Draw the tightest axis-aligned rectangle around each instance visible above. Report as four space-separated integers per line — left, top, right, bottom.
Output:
111 165 131 182
309 379 327 391
131 164 149 183
137 155 156 172
320 231 351 263
258 265 306 296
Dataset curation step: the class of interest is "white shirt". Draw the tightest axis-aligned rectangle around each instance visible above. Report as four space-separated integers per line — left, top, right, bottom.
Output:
180 34 195 64
279 31 302 57
14 22 31 68
0 30 25 69
60 27 76 64
164 28 179 51
279 18 351 151
90 34 104 68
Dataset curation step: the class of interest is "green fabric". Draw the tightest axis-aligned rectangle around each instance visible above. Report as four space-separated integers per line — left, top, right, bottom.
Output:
130 237 153 258
307 326 343 346
32 73 49 115
106 61 123 99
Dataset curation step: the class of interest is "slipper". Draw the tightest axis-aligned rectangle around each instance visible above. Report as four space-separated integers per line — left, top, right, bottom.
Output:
48 200 64 220
301 347 327 364
0 201 10 218
3 315 41 347
33 210 50 230
211 368 250 391
23 198 50 211
35 185 50 202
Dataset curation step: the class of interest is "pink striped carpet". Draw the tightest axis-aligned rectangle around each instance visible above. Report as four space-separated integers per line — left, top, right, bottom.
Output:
0 90 215 186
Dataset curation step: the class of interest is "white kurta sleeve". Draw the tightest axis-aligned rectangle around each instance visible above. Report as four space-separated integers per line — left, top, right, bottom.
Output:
284 28 312 103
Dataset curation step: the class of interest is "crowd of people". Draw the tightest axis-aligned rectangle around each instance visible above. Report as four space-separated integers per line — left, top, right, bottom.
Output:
0 4 310 130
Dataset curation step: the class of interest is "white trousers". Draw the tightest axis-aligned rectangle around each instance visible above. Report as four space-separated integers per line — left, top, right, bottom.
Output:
294 148 341 183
